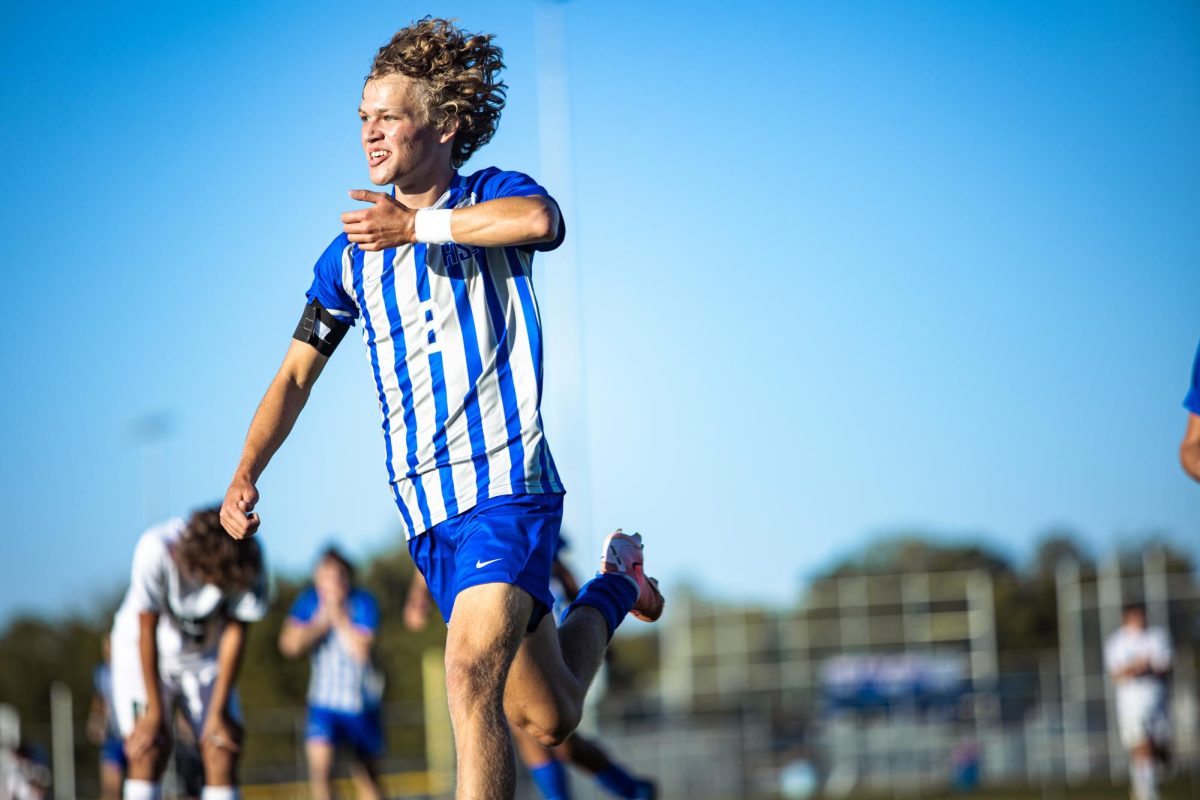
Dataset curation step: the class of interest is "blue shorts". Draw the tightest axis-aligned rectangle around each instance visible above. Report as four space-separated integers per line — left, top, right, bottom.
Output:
305 706 384 757
408 493 563 631
100 736 126 768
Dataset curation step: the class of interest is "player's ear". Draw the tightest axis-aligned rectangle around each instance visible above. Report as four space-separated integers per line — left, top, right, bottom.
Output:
438 117 459 145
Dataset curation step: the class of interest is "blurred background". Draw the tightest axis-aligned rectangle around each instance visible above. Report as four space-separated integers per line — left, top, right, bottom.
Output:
1 0 1197 798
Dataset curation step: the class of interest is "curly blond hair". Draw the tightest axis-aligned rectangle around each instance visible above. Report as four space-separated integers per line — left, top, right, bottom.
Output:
368 17 507 168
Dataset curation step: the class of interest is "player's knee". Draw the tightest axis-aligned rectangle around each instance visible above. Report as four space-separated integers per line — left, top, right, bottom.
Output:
515 704 581 748
129 744 165 776
200 739 238 779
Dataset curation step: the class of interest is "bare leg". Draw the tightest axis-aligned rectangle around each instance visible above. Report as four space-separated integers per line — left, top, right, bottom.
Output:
512 721 556 769
348 755 383 800
444 584 533 799
100 761 125 800
1131 742 1158 800
555 732 613 776
305 741 334 800
200 731 239 789
125 726 170 783
503 605 610 747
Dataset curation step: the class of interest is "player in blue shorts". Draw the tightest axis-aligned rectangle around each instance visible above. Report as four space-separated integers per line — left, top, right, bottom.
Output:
279 548 384 800
1180 339 1200 482
87 636 126 800
404 535 657 800
220 17 663 799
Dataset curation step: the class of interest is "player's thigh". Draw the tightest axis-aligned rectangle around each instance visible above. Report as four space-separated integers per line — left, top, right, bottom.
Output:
99 760 124 800
445 583 532 693
503 612 576 719
109 637 148 738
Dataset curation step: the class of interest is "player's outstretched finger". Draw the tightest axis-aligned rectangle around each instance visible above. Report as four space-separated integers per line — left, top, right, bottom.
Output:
341 209 369 224
348 188 388 204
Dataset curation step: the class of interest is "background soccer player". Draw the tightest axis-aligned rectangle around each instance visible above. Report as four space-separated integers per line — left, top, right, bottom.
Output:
1104 603 1173 800
1180 339 1200 481
279 547 384 800
219 18 663 798
86 636 126 800
110 507 267 800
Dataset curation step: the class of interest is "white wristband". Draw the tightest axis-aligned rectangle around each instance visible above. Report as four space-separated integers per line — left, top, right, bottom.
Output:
414 208 455 244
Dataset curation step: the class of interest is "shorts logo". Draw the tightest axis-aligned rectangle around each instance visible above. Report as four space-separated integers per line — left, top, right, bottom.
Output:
475 558 502 569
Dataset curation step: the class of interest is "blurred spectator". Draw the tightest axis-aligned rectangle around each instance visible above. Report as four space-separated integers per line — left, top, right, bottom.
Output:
279 547 384 800
1104 603 1172 800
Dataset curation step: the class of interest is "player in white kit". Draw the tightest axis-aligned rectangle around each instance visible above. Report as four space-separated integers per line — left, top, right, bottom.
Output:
109 507 268 800
1104 603 1172 800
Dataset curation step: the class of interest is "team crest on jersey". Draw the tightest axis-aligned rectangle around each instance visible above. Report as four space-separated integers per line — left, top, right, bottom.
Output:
440 243 481 268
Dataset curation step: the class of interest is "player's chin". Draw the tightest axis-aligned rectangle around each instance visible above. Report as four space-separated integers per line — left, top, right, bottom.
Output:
367 164 397 186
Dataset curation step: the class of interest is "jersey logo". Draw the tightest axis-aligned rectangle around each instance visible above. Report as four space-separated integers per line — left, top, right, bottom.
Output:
475 558 502 569
441 243 480 268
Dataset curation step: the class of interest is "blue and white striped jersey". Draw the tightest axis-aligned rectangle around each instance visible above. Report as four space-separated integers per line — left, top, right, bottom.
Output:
304 168 566 538
288 587 382 713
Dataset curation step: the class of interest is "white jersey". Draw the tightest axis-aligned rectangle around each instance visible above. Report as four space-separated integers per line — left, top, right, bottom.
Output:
1105 625 1172 748
111 519 268 675
1105 625 1172 691
303 168 565 539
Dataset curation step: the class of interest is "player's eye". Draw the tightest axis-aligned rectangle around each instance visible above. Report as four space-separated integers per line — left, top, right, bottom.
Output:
384 115 399 122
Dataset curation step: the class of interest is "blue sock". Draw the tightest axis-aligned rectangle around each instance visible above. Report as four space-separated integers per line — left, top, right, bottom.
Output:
595 763 643 798
563 572 638 639
530 759 572 800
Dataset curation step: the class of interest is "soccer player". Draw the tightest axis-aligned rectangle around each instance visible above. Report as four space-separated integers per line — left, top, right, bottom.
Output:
219 17 663 799
1180 340 1200 481
86 636 126 800
1104 603 1173 800
110 507 267 800
279 548 384 800
404 546 658 800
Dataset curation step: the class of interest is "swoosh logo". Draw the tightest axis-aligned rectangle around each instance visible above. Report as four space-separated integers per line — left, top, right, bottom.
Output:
476 558 502 569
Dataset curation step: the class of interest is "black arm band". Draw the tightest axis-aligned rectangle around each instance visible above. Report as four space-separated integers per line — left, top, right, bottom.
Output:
293 299 351 357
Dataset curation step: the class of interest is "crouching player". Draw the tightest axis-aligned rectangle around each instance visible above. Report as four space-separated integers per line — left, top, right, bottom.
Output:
110 507 268 800
279 548 384 800
1105 603 1173 800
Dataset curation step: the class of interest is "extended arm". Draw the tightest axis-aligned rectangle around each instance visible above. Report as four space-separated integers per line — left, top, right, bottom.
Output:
202 620 248 751
278 612 332 658
124 613 164 760
221 340 330 538
86 691 108 744
552 558 581 604
403 571 433 632
341 191 560 251
1181 413 1200 483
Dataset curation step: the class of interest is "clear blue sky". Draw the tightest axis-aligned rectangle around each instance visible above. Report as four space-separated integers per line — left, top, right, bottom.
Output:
1 0 1197 624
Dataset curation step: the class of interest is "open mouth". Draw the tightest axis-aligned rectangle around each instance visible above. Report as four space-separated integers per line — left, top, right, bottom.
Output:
367 149 391 168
